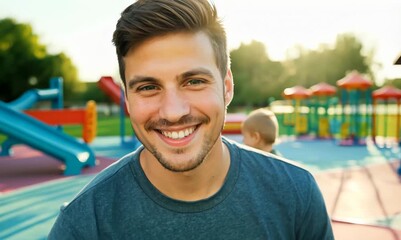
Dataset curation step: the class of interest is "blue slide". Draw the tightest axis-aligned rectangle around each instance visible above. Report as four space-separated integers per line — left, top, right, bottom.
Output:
0 101 96 175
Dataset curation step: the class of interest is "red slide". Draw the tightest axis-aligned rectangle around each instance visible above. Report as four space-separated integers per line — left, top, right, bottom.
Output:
98 76 129 115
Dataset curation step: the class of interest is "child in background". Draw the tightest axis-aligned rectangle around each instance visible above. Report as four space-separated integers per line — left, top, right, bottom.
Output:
241 108 279 154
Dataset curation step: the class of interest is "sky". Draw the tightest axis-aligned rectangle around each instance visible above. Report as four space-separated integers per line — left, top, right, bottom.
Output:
1 0 401 85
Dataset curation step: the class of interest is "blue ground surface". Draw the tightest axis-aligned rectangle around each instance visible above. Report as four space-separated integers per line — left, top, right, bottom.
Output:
0 176 93 240
0 136 138 240
275 137 400 172
1 135 400 239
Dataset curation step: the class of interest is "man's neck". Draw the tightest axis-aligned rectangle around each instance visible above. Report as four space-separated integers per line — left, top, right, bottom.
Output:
139 141 231 201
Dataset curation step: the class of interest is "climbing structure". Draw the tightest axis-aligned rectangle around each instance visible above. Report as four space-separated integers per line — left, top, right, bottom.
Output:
309 82 337 138
282 85 311 136
336 71 373 145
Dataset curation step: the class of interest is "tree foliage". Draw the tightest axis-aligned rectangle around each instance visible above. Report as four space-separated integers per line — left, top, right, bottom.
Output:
0 18 81 102
230 41 285 107
387 78 401 89
229 34 375 109
285 33 373 88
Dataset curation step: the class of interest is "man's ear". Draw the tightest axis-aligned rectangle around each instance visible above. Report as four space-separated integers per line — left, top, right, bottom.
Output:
224 69 234 106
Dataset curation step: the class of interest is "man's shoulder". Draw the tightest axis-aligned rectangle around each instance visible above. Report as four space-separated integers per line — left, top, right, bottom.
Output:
223 137 320 206
223 137 307 172
62 148 142 211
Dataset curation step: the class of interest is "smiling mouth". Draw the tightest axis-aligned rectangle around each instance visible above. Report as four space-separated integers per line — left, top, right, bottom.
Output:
160 126 196 140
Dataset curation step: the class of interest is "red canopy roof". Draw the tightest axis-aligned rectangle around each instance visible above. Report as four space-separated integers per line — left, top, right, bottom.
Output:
310 82 336 96
372 85 401 99
282 85 311 99
336 71 372 90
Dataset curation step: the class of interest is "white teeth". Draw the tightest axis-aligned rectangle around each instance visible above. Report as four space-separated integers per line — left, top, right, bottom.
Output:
162 127 195 139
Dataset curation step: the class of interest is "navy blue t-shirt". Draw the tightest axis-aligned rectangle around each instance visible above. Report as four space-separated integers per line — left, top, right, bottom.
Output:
49 137 333 239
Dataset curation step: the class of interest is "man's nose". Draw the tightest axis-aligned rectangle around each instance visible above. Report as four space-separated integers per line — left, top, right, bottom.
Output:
159 90 190 122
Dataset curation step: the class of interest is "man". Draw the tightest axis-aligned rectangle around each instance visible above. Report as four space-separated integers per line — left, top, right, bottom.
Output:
49 0 334 239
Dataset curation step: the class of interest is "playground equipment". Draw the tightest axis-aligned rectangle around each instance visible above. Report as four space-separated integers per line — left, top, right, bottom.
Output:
25 100 97 143
282 85 311 136
279 72 373 145
393 54 401 176
309 82 337 138
222 113 247 134
98 76 140 146
275 67 401 178
0 77 96 175
372 85 401 146
336 71 373 145
98 76 129 115
279 71 401 148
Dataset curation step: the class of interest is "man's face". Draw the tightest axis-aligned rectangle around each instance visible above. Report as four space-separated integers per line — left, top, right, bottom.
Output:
124 32 233 172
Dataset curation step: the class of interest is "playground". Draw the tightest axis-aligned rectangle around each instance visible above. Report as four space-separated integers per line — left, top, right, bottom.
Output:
2 75 401 239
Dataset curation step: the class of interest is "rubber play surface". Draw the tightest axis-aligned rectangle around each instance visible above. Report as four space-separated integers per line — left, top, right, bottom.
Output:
1 136 401 239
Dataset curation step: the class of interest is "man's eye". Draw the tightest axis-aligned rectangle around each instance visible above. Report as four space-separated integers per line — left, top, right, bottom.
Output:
186 79 205 86
138 85 157 91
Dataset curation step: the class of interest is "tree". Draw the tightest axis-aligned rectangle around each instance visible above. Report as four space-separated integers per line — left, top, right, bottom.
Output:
230 41 285 108
387 78 401 89
0 18 81 103
228 34 374 110
285 33 373 88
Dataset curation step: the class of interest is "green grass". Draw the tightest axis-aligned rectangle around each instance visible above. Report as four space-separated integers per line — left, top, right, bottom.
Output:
0 115 134 143
64 115 134 137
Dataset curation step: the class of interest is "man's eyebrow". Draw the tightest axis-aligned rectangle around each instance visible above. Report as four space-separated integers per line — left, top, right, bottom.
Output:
180 68 214 79
126 68 215 89
127 76 158 89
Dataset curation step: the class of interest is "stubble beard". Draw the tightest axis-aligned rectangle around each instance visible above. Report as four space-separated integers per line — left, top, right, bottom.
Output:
149 130 220 172
141 105 227 172
140 114 222 172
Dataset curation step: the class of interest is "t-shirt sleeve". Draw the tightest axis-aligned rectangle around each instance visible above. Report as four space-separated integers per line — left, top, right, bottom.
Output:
297 173 334 240
48 206 80 240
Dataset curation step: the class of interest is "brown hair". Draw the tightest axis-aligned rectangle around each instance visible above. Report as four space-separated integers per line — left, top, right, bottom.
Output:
242 108 278 144
112 0 228 87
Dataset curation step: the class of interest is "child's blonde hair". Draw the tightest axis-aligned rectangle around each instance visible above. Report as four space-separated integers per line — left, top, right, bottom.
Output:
242 108 278 145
